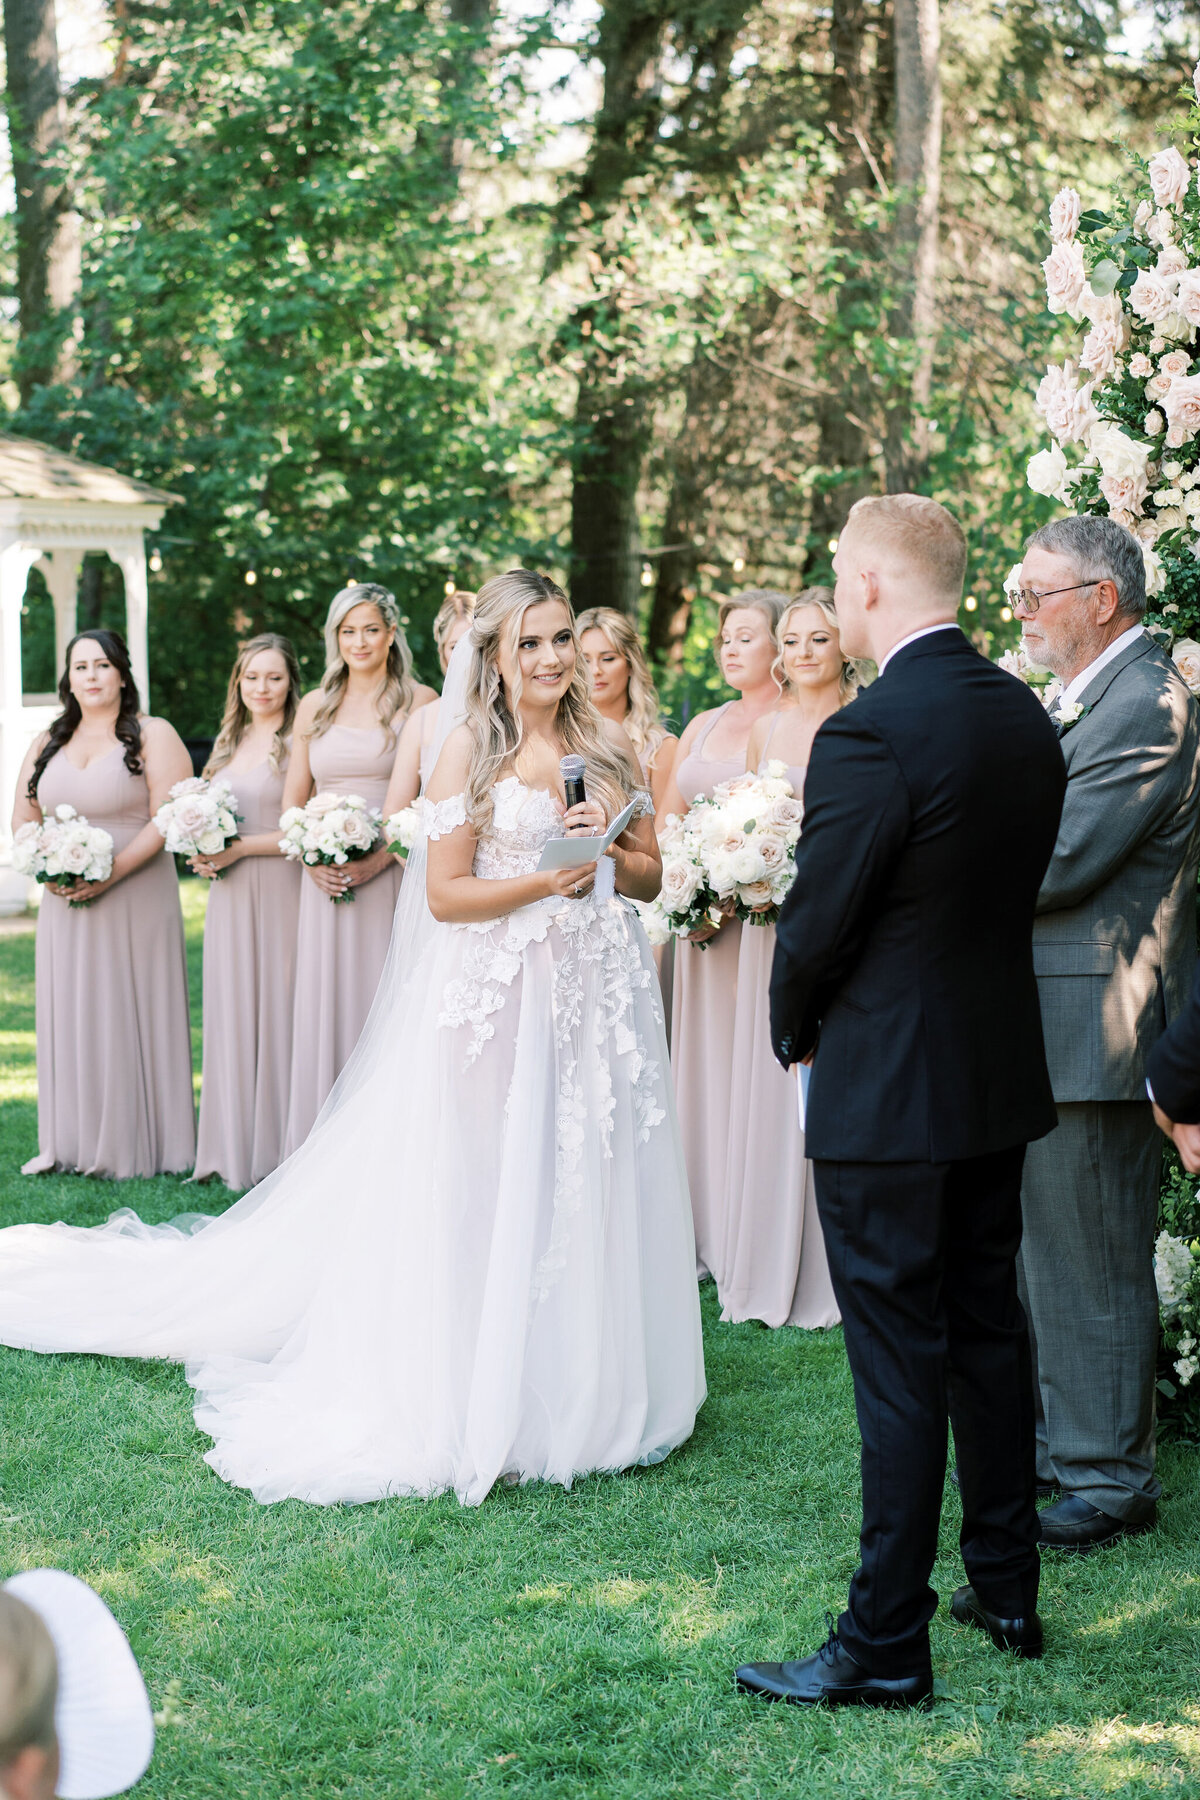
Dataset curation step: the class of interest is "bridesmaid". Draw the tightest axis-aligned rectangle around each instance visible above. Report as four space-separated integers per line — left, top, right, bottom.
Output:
190 634 304 1189
720 590 857 1329
383 589 476 812
576 605 679 1028
12 630 195 1178
659 589 788 1282
281 583 436 1154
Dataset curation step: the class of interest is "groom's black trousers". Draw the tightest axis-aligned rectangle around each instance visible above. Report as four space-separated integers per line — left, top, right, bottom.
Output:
813 1146 1041 1675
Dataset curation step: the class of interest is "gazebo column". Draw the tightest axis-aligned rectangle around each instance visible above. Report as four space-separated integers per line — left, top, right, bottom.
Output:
40 550 82 675
114 542 150 710
0 540 46 847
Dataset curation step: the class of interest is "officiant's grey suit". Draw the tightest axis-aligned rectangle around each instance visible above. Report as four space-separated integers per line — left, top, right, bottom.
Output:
1022 632 1200 1521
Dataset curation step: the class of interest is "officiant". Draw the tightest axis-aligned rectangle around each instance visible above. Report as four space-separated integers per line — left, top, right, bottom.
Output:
1014 515 1200 1550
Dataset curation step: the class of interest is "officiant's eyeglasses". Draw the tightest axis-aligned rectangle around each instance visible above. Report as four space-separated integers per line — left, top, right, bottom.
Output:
1012 580 1099 615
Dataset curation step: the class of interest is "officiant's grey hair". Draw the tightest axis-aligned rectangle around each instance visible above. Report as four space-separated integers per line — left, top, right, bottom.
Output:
1023 515 1147 620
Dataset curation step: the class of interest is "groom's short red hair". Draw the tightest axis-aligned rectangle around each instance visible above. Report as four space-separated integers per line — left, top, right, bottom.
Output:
844 495 967 600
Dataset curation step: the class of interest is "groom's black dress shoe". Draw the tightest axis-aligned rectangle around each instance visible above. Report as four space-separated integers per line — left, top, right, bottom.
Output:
1038 1493 1156 1551
949 1585 1043 1658
736 1623 933 1710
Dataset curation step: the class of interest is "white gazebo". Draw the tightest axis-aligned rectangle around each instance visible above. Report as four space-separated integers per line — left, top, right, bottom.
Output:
0 433 177 875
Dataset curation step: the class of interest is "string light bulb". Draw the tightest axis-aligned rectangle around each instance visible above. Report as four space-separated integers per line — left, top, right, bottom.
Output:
244 570 257 586
148 552 162 573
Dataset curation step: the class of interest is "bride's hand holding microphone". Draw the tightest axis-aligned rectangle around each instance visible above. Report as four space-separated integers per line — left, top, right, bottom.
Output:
552 754 605 899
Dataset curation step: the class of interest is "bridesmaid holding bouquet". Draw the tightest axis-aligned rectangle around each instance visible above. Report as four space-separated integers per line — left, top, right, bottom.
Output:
384 589 476 811
720 591 855 1329
191 635 304 1189
659 590 788 1282
12 630 195 1178
281 584 435 1155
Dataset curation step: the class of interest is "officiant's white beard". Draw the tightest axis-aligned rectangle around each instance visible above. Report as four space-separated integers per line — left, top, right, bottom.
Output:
1021 617 1091 680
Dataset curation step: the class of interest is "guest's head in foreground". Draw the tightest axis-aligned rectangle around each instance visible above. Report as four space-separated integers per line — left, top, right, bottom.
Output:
576 605 668 772
27 630 144 802
0 1570 154 1800
1016 514 1146 685
716 589 790 700
462 569 638 834
832 494 967 667
204 633 302 777
774 588 858 707
432 590 476 674
310 582 417 744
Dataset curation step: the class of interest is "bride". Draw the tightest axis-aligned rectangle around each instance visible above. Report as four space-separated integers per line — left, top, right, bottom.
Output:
0 570 706 1506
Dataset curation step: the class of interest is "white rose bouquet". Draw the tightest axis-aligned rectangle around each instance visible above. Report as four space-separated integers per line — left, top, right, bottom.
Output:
384 804 422 860
279 791 382 903
154 776 242 871
12 803 114 908
638 762 803 945
697 764 804 927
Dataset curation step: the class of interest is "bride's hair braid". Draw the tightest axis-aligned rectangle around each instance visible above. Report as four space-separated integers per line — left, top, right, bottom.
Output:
463 571 641 837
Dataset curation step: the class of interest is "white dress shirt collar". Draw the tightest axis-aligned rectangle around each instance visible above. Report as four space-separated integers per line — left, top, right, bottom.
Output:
876 622 961 679
1059 624 1145 707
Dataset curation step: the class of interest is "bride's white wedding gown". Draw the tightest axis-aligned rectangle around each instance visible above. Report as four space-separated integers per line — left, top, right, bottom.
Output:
0 776 706 1506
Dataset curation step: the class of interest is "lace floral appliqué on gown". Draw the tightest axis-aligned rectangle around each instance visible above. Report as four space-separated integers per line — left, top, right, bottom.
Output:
0 776 706 1507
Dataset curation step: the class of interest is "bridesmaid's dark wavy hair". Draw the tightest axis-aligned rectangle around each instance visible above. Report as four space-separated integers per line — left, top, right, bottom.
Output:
27 630 143 802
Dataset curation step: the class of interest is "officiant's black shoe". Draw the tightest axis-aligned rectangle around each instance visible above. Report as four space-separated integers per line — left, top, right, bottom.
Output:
735 1620 933 1710
949 1585 1043 1658
1038 1493 1156 1552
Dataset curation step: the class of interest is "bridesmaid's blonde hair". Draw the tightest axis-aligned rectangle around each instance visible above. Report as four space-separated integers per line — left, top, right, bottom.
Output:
308 583 417 747
774 589 860 707
433 590 476 671
463 571 640 838
574 605 668 771
205 633 301 777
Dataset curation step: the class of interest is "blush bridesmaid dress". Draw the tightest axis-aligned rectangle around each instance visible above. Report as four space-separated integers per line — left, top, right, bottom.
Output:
24 747 195 1179
668 703 746 1281
281 724 403 1156
718 723 838 1329
194 755 302 1189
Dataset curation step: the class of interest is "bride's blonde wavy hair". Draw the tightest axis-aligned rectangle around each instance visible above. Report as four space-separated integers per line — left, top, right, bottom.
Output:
574 605 668 772
463 571 641 837
307 583 417 747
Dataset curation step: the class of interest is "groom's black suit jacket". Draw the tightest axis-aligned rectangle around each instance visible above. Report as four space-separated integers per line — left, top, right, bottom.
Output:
770 627 1067 1164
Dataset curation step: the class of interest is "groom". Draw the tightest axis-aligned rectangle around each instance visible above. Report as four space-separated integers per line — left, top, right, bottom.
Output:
737 496 1066 1708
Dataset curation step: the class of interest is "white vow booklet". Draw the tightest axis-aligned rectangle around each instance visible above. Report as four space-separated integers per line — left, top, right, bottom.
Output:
537 799 638 872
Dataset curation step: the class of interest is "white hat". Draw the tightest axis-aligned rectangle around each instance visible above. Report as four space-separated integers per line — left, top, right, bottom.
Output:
2 1570 154 1799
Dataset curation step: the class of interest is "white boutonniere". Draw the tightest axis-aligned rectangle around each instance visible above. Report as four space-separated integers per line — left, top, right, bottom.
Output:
1056 700 1092 734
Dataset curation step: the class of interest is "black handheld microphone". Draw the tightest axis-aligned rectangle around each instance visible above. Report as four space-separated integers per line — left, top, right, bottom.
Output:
560 755 587 814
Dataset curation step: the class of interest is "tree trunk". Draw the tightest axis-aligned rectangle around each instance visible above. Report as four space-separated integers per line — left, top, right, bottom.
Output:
646 354 722 663
884 0 941 491
808 0 891 562
564 0 672 614
3 0 79 401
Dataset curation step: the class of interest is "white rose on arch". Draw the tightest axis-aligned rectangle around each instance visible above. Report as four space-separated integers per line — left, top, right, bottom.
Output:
1149 146 1192 210
1163 372 1200 447
1049 187 1082 242
1089 422 1152 485
1129 267 1175 323
1026 442 1073 500
1042 239 1087 317
1142 543 1168 598
1172 638 1200 694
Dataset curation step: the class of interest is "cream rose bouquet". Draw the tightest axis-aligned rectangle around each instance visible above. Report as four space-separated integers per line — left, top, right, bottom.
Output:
154 776 241 870
639 762 803 944
279 791 382 902
13 803 114 907
384 804 422 861
1027 68 1200 643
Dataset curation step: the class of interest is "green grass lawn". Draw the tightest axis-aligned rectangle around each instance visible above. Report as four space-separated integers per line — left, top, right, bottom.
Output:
1 887 1199 1798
